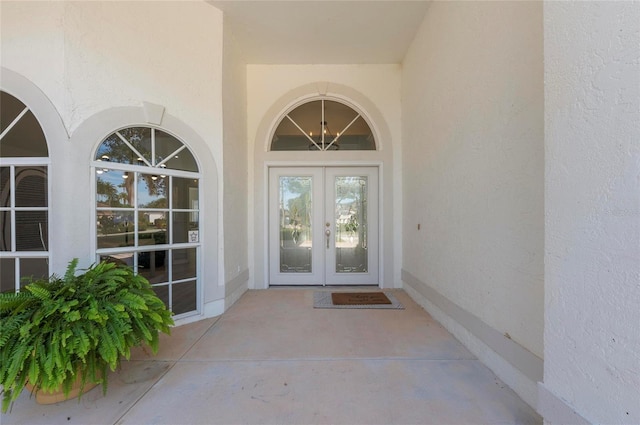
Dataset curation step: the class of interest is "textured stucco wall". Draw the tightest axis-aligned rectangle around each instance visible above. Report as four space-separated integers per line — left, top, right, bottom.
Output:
543 1 640 423
401 1 544 404
402 0 544 357
1 1 227 310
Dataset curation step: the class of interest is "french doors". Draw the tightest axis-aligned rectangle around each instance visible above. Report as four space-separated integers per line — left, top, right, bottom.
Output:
269 167 378 286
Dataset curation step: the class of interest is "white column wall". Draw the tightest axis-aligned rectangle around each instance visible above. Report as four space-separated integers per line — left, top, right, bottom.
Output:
401 1 544 407
1 1 226 314
541 2 640 424
222 22 249 307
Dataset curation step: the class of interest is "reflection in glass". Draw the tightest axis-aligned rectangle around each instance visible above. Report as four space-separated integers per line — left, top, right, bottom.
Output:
123 127 152 165
335 176 368 273
138 211 168 246
152 284 170 309
156 130 198 172
15 167 47 207
20 258 49 285
97 211 135 249
1 258 15 292
1 167 10 207
172 248 196 280
95 134 136 165
100 253 134 268
172 177 198 210
96 170 133 208
15 211 48 251
0 92 48 158
0 212 11 251
172 280 196 315
138 250 168 284
279 176 312 273
173 211 198 244
138 174 167 208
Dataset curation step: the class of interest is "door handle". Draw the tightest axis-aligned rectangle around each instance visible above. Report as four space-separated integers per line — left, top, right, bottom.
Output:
325 228 331 249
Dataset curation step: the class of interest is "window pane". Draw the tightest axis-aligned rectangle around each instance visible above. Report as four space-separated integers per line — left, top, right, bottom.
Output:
333 116 375 150
156 130 198 172
0 92 48 158
172 178 198 210
270 99 375 151
95 134 135 165
100 253 134 268
139 211 168 246
172 280 196 315
271 101 321 151
1 92 25 134
15 166 47 207
138 174 167 208
0 258 15 292
97 211 135 249
97 170 133 208
20 258 49 285
121 127 152 165
15 211 48 251
151 284 170 309
0 211 10 251
0 167 10 207
172 248 196 280
173 211 198 244
138 250 168 283
288 100 322 139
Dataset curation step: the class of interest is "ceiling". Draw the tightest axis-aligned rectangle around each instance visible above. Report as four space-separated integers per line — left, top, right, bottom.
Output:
207 1 432 64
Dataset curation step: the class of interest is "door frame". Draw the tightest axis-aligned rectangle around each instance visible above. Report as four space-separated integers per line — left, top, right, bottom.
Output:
264 161 384 288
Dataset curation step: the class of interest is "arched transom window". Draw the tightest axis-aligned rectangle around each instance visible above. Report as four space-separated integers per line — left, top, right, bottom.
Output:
0 91 50 292
271 99 375 151
93 127 200 317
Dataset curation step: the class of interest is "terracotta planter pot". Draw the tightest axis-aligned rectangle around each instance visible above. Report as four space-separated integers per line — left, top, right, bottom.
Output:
25 372 101 405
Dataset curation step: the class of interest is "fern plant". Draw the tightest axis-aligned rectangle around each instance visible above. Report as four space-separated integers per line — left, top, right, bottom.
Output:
0 259 174 413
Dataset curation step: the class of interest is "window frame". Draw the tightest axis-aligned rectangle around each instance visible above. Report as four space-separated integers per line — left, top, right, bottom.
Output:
91 125 202 318
269 96 377 152
0 89 51 292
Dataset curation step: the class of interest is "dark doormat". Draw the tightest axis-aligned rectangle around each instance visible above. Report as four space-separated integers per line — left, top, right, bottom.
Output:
332 292 392 305
313 291 404 309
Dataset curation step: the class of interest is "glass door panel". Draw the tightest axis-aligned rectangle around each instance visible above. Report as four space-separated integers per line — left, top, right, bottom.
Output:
269 168 323 285
334 176 368 273
269 167 378 286
279 176 313 273
325 168 378 285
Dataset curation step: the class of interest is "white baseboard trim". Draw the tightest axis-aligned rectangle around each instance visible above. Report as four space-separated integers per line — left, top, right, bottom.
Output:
402 269 542 409
203 298 225 318
225 268 250 310
537 383 592 425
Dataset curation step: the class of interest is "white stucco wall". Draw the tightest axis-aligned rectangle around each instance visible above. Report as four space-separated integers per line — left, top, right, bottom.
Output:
0 2 66 112
542 2 640 424
401 1 544 405
1 1 226 317
222 21 249 305
247 64 402 289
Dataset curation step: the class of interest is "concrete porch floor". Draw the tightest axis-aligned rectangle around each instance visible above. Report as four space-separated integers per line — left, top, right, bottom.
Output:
2 289 541 425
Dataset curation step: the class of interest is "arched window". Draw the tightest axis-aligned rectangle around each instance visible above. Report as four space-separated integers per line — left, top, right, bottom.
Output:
0 91 50 292
93 127 200 317
271 99 376 151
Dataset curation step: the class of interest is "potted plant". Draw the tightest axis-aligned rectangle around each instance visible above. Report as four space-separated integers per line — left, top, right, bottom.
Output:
0 258 174 413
